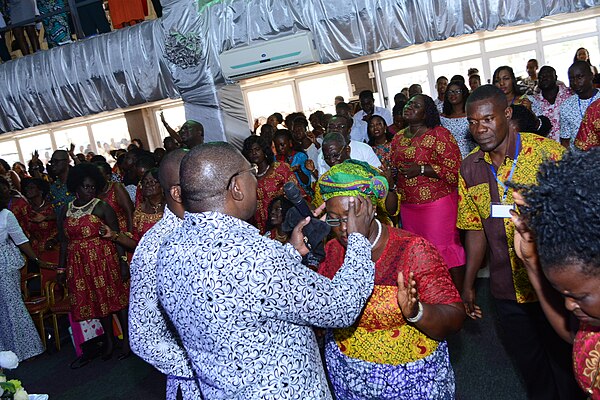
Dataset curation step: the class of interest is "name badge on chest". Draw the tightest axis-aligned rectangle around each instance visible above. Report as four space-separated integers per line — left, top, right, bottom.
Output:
490 202 514 218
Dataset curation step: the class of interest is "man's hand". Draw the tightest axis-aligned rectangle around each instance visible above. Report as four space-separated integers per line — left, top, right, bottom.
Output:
289 217 311 256
461 287 483 319
345 196 375 238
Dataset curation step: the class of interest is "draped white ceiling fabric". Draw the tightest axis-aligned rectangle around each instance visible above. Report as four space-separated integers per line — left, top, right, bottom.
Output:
0 0 598 133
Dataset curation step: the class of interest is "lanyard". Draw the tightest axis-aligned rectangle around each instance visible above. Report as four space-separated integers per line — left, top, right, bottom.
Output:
579 90 599 118
489 133 520 203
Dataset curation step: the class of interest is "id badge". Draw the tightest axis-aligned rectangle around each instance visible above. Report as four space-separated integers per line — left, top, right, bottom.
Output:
491 202 514 218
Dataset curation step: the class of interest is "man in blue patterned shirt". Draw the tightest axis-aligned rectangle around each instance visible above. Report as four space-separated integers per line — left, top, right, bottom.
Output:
129 148 202 399
157 142 376 399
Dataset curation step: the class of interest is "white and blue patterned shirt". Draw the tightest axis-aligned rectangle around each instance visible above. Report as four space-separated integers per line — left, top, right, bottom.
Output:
559 90 600 148
129 207 202 400
157 211 375 399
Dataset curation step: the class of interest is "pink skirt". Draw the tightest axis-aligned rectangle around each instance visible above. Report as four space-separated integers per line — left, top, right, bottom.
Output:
401 192 465 269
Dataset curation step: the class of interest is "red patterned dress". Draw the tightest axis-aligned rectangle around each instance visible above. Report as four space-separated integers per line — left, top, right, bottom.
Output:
24 202 59 283
132 206 163 242
573 324 600 399
65 198 129 322
100 182 129 232
318 228 461 398
254 162 300 234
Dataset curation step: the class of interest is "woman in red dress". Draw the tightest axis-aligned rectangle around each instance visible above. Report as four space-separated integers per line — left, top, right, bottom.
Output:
242 135 301 234
131 168 164 242
58 163 130 360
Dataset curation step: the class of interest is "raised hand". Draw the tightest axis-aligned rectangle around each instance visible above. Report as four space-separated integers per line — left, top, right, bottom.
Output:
397 271 420 320
511 191 539 267
345 196 375 238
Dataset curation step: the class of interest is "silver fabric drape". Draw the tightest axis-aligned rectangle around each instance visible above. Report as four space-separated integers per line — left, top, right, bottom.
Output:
0 0 599 133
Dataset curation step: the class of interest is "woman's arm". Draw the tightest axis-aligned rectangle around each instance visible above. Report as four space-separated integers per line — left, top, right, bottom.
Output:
57 207 68 269
95 200 130 281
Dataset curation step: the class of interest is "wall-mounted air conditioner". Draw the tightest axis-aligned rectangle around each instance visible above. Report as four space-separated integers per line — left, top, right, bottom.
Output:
219 31 319 81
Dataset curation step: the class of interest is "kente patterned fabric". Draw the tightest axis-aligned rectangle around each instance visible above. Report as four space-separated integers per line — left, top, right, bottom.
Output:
457 132 564 303
157 211 375 399
575 98 600 151
65 198 129 321
319 227 461 398
391 125 461 204
573 323 600 399
319 159 388 209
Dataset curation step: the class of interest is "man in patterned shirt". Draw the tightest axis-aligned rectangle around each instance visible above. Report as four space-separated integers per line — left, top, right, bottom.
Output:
129 148 202 400
574 97 600 151
48 150 75 213
531 66 572 142
559 60 600 149
157 142 376 399
459 85 581 400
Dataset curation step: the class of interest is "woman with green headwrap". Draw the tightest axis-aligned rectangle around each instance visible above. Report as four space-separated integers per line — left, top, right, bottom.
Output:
318 159 465 399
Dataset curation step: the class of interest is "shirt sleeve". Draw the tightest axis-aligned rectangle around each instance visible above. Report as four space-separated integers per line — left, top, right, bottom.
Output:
457 172 484 231
429 127 461 187
6 210 29 245
248 233 375 328
129 234 195 379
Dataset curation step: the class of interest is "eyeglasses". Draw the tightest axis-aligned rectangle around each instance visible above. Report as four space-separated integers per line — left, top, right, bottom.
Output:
226 163 259 188
324 145 347 162
447 89 462 95
325 215 348 227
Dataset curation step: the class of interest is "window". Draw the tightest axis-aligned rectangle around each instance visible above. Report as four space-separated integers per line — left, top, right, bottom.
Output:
297 72 350 116
485 32 536 52
380 52 429 72
54 125 92 155
19 133 53 166
489 50 537 82
433 59 484 84
541 19 597 41
544 37 600 83
245 84 296 127
431 42 481 63
90 118 131 162
156 104 186 140
385 70 431 97
0 140 20 166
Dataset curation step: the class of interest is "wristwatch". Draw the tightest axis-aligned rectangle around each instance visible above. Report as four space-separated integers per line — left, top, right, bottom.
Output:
420 165 425 175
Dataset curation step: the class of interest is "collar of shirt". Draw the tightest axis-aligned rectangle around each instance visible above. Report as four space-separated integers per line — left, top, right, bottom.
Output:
183 210 258 233
474 131 518 166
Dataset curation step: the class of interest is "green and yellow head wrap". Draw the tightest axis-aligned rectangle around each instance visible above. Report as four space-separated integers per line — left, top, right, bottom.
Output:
319 160 388 208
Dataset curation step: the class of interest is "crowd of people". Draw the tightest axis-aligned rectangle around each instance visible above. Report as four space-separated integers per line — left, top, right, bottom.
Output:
0 0 162 62
2 47 600 400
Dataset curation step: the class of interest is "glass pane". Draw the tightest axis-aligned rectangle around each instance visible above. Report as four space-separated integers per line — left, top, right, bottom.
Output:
433 58 485 85
156 104 187 141
380 52 429 72
245 84 296 127
489 50 537 83
90 118 131 162
0 140 21 166
54 125 92 155
541 19 597 41
19 133 53 166
431 42 481 63
485 32 536 52
544 37 600 84
385 70 431 98
297 72 350 116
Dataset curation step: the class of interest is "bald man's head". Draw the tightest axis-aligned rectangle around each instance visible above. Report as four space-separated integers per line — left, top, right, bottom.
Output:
158 148 189 191
180 142 245 211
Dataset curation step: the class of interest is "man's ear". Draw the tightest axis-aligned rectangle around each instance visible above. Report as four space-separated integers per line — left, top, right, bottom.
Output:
505 105 513 121
230 177 245 201
169 185 183 204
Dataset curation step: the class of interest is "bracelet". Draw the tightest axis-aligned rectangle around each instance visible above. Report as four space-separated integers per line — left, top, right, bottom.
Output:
111 231 119 242
406 301 424 323
420 165 425 175
120 255 128 262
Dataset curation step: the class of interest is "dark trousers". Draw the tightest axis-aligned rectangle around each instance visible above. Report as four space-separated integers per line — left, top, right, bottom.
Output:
494 299 584 400
77 0 111 36
0 32 10 62
151 0 162 17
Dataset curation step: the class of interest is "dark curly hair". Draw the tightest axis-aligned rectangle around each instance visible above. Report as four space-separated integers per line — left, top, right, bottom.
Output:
242 135 275 164
414 94 441 128
442 81 470 116
21 177 50 198
66 163 106 196
366 115 394 145
520 148 600 275
493 66 522 96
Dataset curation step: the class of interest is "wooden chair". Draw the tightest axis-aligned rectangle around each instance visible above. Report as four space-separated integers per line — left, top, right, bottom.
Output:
21 270 51 350
47 279 70 350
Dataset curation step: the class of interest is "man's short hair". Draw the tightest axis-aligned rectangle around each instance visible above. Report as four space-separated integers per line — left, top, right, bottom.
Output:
359 90 374 100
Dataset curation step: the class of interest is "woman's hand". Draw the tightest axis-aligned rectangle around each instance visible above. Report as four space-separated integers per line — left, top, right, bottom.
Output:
397 271 420 319
510 191 539 268
29 211 46 223
45 238 58 251
305 159 317 175
98 224 115 240
398 163 420 179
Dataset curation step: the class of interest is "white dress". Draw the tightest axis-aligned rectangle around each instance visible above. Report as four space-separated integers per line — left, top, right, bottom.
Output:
0 209 44 361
